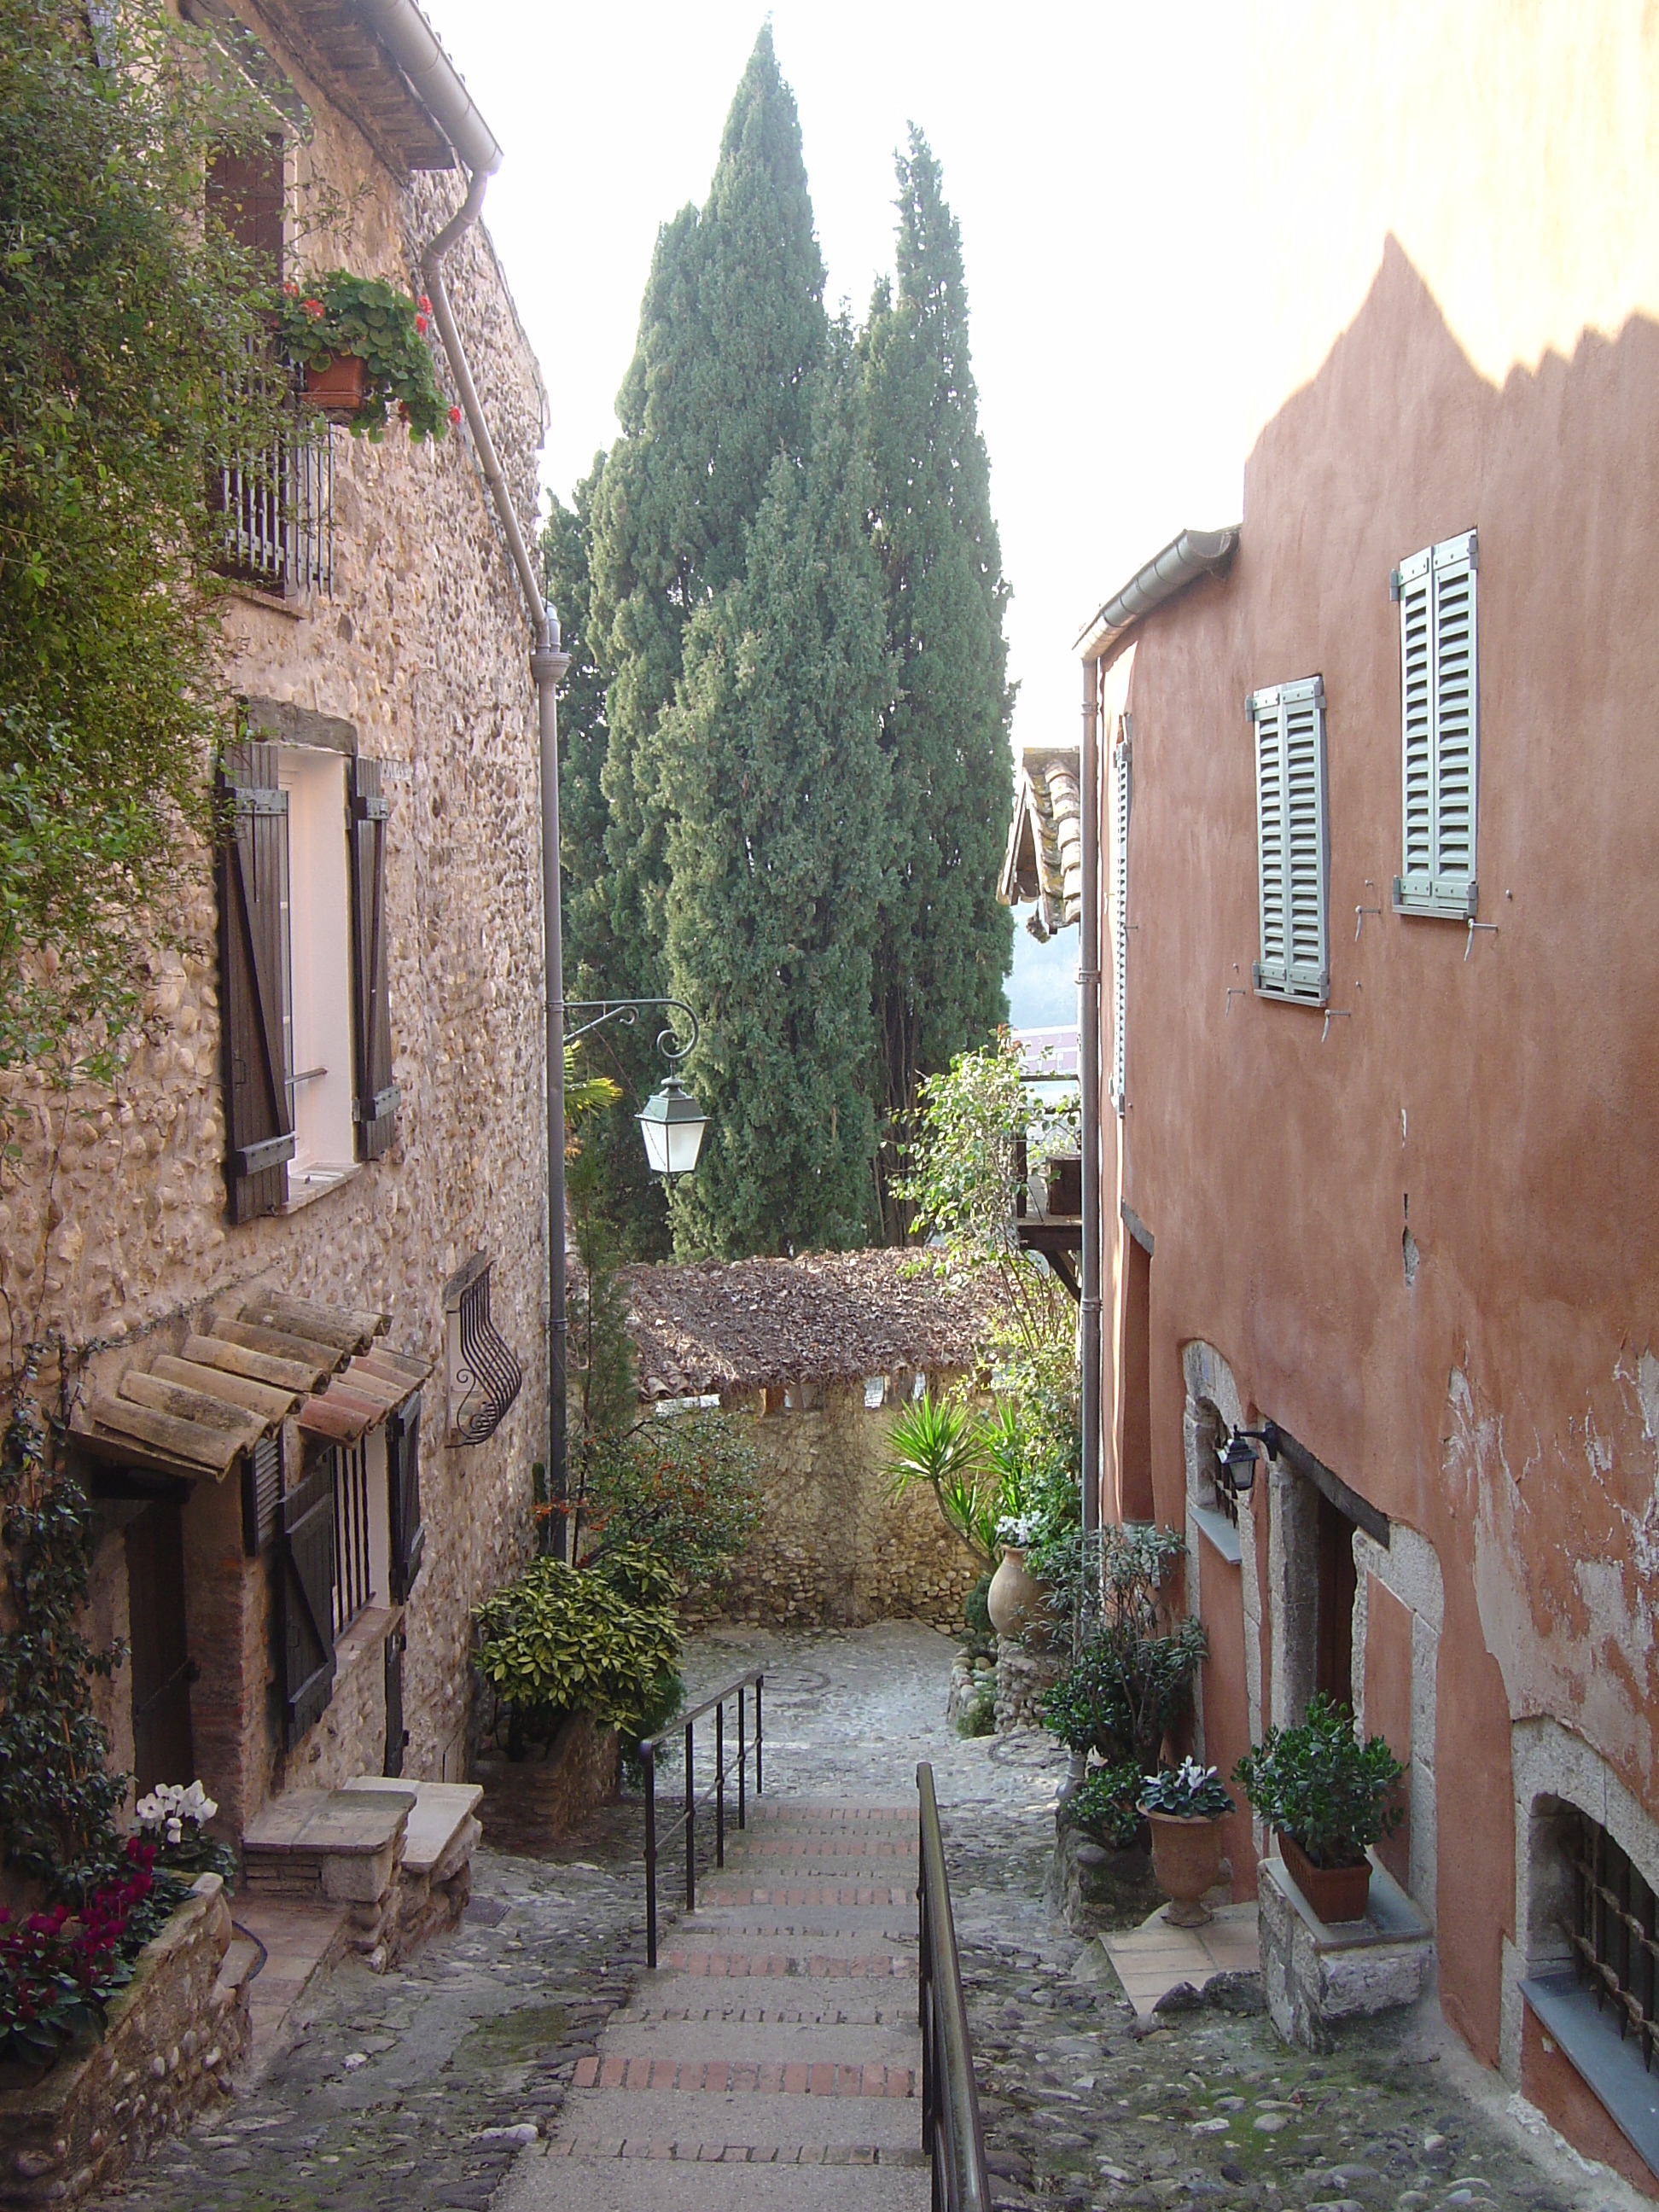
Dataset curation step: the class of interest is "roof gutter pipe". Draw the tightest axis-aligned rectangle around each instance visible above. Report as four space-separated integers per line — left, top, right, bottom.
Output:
360 0 572 1545
1074 526 1238 660
1078 657 1102 1555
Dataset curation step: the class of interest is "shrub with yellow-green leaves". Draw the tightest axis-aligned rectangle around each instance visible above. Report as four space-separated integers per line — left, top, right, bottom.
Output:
474 1558 681 1758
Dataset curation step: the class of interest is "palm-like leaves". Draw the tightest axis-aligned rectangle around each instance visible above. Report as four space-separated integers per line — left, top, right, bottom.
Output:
886 1395 997 1567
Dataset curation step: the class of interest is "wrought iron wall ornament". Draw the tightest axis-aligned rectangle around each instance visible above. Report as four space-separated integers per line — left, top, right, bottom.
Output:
562 996 699 1062
443 1252 522 1447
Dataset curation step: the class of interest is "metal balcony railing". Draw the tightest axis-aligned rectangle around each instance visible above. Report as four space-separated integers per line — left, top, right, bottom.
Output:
212 348 333 597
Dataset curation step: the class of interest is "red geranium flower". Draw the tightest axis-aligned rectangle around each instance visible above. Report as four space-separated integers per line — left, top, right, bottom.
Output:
419 294 432 313
448 405 462 425
303 298 325 319
416 313 428 334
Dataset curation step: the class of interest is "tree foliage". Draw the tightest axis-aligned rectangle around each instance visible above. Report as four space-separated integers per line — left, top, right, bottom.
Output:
657 341 890 1254
0 1 287 1076
861 131 1015 1235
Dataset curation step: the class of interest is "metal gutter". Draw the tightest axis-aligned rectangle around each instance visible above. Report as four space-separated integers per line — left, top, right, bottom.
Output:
1074 525 1239 660
359 0 571 1538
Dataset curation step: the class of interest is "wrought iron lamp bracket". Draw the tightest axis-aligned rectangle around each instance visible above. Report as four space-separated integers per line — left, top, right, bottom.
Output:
563 997 700 1064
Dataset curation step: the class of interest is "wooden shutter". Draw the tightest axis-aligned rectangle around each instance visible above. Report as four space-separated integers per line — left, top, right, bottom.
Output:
387 1391 424 1604
278 1457 336 1744
218 741 294 1221
348 757 399 1159
1109 730 1130 1115
1394 530 1478 917
1250 678 1330 1004
384 1627 407 1778
241 1432 282 1555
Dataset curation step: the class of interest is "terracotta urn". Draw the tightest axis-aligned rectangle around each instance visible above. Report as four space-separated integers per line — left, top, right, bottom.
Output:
987 1545 1042 1639
1278 1831 1371 1924
1146 1809 1227 1927
304 352 369 418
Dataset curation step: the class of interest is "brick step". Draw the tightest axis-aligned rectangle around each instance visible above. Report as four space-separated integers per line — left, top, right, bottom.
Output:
744 1803 914 1823
550 2137 928 2168
700 1884 912 1908
573 2058 916 2098
725 1840 919 1860
616 2001 904 2028
654 1952 909 1980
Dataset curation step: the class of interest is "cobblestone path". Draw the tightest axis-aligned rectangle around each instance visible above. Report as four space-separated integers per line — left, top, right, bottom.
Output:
95 1621 1644 2211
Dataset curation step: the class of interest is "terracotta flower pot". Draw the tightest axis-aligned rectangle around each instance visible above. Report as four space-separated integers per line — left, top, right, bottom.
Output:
1278 1831 1371 1924
304 352 368 418
1146 1809 1227 1927
987 1545 1042 1639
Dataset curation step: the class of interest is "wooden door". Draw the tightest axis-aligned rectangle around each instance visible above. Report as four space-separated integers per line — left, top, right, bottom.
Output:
125 1502 195 1795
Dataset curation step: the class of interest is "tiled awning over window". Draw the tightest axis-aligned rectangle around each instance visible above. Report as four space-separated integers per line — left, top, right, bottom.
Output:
72 1293 432 1480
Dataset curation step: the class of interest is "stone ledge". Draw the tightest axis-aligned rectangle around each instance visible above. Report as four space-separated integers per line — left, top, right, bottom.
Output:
1258 1853 1434 2048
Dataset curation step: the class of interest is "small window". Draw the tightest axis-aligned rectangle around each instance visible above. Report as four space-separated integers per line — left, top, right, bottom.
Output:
1249 676 1330 1005
1566 1808 1657 2072
278 747 357 1191
329 1429 388 1639
1392 530 1479 918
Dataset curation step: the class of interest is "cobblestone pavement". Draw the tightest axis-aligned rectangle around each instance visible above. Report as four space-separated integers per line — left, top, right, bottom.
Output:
96 1621 1644 2211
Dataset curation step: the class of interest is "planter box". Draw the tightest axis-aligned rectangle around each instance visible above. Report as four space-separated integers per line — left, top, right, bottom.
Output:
0 1875 252 2209
1278 1831 1371 1924
303 352 367 417
1258 1850 1433 2049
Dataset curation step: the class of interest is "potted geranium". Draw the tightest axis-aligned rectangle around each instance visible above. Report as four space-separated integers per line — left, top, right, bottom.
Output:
274 271 460 442
1140 1756 1235 1927
1232 1692 1406 1924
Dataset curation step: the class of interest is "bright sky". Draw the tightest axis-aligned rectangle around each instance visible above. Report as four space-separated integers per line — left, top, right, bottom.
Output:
417 0 1255 1020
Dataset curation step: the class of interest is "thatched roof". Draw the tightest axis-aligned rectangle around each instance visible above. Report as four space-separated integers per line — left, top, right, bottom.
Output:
621 1248 997 1401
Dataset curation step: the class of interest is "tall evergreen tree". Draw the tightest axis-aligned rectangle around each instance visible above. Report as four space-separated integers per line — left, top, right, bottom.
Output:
589 26 829 992
544 457 672 1256
861 131 1016 1238
655 338 891 1256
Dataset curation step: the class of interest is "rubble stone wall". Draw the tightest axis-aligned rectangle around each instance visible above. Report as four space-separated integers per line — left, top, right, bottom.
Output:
686 1379 982 1633
0 36 554 1840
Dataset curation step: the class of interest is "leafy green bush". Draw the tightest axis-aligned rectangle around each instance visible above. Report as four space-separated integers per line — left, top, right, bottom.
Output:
963 1569 994 1653
274 271 454 441
1059 1764 1144 1851
1233 1693 1406 1869
588 1540 684 1610
955 1685 996 1738
1039 1524 1205 1771
583 1413 762 1589
474 1560 680 1755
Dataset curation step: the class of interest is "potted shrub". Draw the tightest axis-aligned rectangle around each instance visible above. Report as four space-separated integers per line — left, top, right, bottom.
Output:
1232 1691 1406 1924
274 272 460 442
1140 1757 1235 1927
1039 1523 1207 1768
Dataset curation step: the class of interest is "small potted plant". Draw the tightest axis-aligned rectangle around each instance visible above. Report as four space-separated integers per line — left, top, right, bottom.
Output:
274 272 461 442
1232 1692 1406 1924
1139 1756 1235 1926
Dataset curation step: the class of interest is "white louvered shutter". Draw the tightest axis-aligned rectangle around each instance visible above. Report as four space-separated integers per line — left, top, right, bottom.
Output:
1394 530 1478 917
1250 678 1329 1005
1109 731 1130 1115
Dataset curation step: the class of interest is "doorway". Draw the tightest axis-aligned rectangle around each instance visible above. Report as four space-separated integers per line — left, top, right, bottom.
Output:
125 1500 195 1795
1314 1487 1359 1706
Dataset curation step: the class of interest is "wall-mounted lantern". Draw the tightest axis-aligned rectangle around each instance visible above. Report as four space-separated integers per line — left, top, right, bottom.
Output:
1216 1418 1280 1498
637 1078 707 1186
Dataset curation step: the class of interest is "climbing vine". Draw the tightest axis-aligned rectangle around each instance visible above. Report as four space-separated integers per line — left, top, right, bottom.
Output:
0 1392 125 1902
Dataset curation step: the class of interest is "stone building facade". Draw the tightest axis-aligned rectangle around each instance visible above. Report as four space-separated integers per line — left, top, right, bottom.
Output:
622 1250 995 1633
0 5 552 1851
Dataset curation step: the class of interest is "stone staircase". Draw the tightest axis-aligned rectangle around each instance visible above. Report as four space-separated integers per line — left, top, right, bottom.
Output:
509 1798 929 2211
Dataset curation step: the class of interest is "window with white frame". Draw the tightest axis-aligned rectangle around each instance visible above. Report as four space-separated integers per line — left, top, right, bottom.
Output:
1109 723 1131 1115
1249 676 1330 1005
1392 529 1478 918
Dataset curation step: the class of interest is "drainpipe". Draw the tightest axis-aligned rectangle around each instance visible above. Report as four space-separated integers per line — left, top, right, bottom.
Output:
1079 653 1102 1551
359 0 572 1545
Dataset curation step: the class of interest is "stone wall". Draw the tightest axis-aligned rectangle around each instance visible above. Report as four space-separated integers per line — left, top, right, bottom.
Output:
0 1875 248 2210
0 27 555 1842
686 1380 982 1633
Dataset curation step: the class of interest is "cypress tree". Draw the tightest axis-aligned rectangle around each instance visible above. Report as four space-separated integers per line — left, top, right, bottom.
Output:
544 457 672 1255
861 130 1016 1238
589 26 829 989
655 337 891 1256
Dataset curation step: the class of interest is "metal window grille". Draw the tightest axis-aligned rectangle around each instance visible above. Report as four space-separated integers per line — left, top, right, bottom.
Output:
1212 1475 1240 1531
444 1253 523 1447
212 345 333 597
330 1438 374 1637
1567 1811 1658 2071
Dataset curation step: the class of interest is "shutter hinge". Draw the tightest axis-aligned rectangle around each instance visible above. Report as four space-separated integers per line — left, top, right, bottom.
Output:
352 795 391 823
235 1134 296 1175
1250 962 1264 992
1388 569 1402 602
231 787 287 816
355 1084 401 1123
1467 530 1479 571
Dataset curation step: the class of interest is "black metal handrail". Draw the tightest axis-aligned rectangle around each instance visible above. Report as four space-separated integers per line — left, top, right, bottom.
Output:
640 1670 763 1970
917 1762 989 2212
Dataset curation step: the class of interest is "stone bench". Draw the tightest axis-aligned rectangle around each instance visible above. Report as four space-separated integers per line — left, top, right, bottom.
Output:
341 1778 483 1956
242 1787 416 1971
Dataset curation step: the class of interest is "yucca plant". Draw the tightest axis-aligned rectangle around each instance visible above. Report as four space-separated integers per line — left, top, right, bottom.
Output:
885 1394 997 1567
